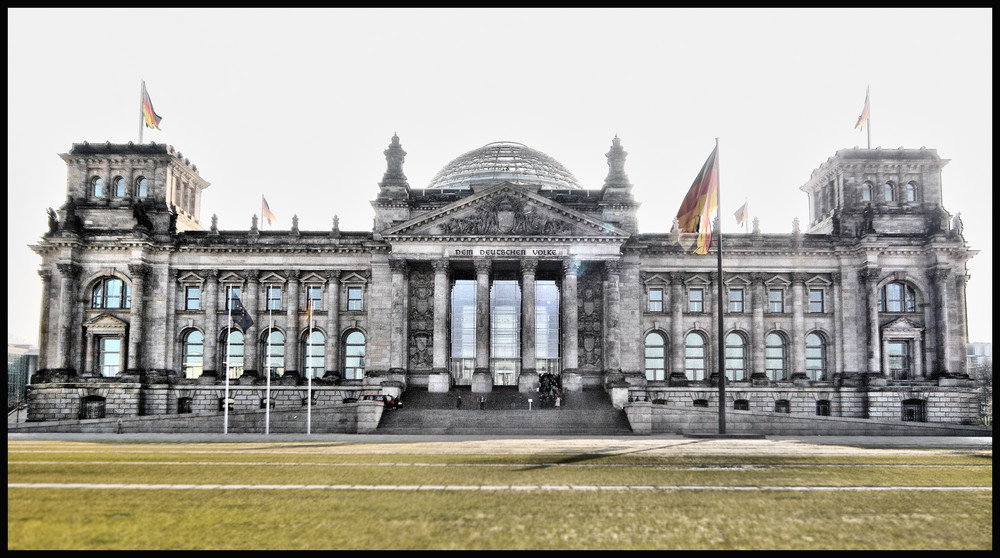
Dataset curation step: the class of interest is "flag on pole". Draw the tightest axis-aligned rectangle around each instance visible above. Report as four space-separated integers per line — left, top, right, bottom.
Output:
230 295 254 330
672 145 720 255
854 86 870 131
141 81 162 130
734 201 748 227
262 196 277 225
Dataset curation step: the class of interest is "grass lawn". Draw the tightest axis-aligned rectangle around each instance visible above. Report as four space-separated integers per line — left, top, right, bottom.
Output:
7 440 992 550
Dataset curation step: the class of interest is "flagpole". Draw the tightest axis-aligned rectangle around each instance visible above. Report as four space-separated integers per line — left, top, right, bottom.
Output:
867 89 872 150
224 290 232 435
138 80 145 144
306 300 313 435
265 296 272 436
714 137 726 435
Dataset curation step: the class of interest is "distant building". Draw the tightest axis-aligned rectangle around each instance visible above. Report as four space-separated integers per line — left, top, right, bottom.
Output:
8 344 38 411
25 137 981 430
967 342 992 370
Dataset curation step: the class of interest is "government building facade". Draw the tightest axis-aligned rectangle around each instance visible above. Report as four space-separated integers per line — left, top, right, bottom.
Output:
24 136 982 433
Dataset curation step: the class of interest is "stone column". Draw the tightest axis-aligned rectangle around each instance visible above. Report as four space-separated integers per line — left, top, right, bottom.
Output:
472 258 492 392
790 272 807 380
604 260 622 374
285 270 300 378
669 272 686 383
324 270 341 378
519 259 538 392
202 269 219 377
389 259 408 372
561 259 581 389
709 271 721 383
56 263 79 371
431 260 450 373
931 267 952 377
750 273 767 382
244 270 260 377
126 263 149 371
831 272 843 379
861 268 883 377
37 269 52 370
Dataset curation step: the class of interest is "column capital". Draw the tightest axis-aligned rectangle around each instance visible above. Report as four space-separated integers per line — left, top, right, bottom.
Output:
520 258 538 274
128 263 150 277
562 259 581 276
830 271 842 284
245 269 260 282
474 258 491 275
287 269 302 282
431 259 450 272
860 267 881 284
749 272 766 286
791 272 808 285
929 267 951 283
325 269 342 282
205 268 220 280
389 258 408 273
56 263 80 278
38 268 52 281
605 260 622 275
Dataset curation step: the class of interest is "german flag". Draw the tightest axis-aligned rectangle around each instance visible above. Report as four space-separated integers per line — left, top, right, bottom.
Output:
262 196 277 225
673 145 719 255
855 86 870 131
141 81 162 130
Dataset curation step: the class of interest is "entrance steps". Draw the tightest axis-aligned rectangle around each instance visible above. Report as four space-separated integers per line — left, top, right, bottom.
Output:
377 387 633 435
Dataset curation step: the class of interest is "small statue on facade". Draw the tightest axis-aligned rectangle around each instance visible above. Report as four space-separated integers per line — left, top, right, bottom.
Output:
47 207 59 234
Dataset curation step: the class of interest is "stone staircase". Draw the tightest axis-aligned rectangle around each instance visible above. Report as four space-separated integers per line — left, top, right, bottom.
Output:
376 386 634 435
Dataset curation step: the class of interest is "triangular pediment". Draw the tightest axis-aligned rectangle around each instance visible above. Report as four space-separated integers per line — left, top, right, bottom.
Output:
383 183 628 239
884 317 923 333
84 313 129 334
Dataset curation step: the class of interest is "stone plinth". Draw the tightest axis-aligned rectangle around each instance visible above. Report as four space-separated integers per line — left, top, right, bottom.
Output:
518 371 539 393
561 372 583 392
471 371 493 393
427 373 451 393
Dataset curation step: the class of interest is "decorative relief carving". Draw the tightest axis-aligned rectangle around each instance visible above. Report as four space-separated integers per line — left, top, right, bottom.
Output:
443 193 574 236
407 267 434 368
577 271 604 371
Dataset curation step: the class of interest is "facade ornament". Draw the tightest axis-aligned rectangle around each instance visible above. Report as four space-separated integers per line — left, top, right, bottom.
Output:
210 214 219 234
520 258 538 274
383 133 407 182
331 214 340 238
431 259 449 272
250 214 259 234
950 212 964 240
602 135 631 189
56 262 80 278
474 259 491 275
830 271 842 285
389 258 408 273
245 269 260 282
127 263 150 277
325 269 342 282
443 193 572 236
47 208 59 234
792 217 801 235
291 214 299 234
205 268 219 280
751 217 761 238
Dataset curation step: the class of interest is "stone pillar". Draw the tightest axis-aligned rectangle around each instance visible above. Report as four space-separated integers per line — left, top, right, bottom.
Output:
750 273 767 382
126 263 149 371
831 272 843 379
861 268 883 377
244 270 260 377
931 267 952 377
431 260 450 373
472 258 492 392
605 260 622 374
203 269 219 377
55 263 79 371
37 269 52 370
285 270 300 378
669 272 686 383
324 270 341 378
389 259 408 372
519 259 538 392
708 271 721 382
790 273 807 380
561 259 580 376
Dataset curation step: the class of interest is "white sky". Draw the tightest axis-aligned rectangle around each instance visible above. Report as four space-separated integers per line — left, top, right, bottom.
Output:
7 8 992 347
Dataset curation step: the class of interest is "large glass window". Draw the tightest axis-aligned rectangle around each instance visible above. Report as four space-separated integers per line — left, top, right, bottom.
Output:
765 332 787 380
263 329 284 378
347 286 363 311
725 332 747 381
688 288 704 313
805 333 826 380
220 330 244 379
535 280 560 375
303 330 325 378
92 278 131 309
728 288 744 313
878 282 916 313
344 330 366 380
182 330 204 379
490 280 521 386
684 332 707 381
450 280 477 384
645 332 666 381
98 337 122 376
648 288 663 312
888 340 911 380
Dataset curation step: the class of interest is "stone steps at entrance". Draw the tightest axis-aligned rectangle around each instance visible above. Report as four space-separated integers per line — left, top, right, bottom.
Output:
378 387 633 435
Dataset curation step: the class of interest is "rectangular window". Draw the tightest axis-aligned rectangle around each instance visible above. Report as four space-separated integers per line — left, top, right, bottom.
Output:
266 285 282 311
888 340 911 380
768 289 784 313
809 289 824 313
225 286 241 310
185 286 200 310
306 285 323 311
347 286 363 311
688 288 704 313
99 337 122 377
648 288 663 312
728 288 744 313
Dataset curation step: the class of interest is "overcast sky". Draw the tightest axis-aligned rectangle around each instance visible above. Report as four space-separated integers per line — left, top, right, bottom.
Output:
7 8 992 347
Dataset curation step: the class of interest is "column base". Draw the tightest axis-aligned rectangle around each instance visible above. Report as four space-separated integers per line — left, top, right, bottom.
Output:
471 370 493 393
561 370 583 392
518 370 539 393
427 372 452 393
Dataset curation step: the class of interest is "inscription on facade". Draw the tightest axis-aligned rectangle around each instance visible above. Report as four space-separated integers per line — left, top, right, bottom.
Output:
449 247 567 258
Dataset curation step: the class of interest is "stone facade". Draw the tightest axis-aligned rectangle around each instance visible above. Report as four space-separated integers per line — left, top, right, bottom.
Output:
25 137 981 432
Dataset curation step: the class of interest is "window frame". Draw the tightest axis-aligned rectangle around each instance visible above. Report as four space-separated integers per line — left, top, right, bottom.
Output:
306 285 323 312
97 336 123 377
135 176 149 198
765 332 788 380
808 288 824 313
91 176 104 197
112 176 126 197
346 286 363 311
728 288 744 313
647 287 664 313
724 332 748 381
266 285 282 311
185 285 201 311
805 332 827 380
91 277 132 310
225 285 242 311
644 331 666 381
302 329 325 378
688 287 704 313
684 331 707 381
343 330 366 380
262 328 285 378
768 288 784 313
181 329 204 379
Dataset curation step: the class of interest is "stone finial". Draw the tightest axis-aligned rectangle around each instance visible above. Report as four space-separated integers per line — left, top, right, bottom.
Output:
792 217 801 235
292 214 299 234
751 217 761 238
604 135 630 185
250 214 259 233
210 214 219 234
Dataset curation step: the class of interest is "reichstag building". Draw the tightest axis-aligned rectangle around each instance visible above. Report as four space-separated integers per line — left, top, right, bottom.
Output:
25 135 981 433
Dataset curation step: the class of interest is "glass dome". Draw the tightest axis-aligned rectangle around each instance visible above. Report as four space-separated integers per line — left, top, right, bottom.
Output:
426 142 582 190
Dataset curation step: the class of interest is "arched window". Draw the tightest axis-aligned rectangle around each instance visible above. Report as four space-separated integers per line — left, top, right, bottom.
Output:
765 332 787 381
861 181 873 202
684 332 707 381
905 181 917 202
91 278 131 309
135 176 149 198
112 176 126 197
344 330 366 380
644 332 666 381
805 332 827 380
91 176 104 197
883 181 895 202
220 330 244 379
878 282 917 313
725 332 747 381
302 330 325 379
181 330 204 379
262 329 284 378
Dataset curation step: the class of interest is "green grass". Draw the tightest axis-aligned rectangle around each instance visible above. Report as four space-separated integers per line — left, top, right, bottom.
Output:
7 441 992 550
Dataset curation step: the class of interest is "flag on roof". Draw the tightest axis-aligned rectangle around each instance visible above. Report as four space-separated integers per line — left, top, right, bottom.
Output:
672 145 719 255
734 201 748 226
141 81 162 130
262 196 277 225
855 86 870 131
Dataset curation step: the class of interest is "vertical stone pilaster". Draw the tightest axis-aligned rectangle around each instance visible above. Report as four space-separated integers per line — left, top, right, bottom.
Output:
285 270 300 376
605 260 622 373
56 263 79 371
750 273 767 381
831 272 843 378
389 259 408 372
931 267 952 376
244 270 260 375
790 272 807 379
520 259 537 374
474 259 491 374
861 267 882 376
126 263 149 371
669 272 686 382
37 269 52 370
325 270 341 376
431 260 450 373
203 269 219 376
562 259 580 373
